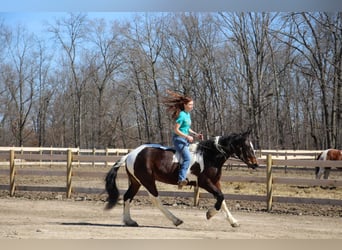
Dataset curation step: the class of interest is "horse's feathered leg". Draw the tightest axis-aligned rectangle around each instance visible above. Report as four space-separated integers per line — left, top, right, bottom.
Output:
205 191 223 220
323 167 331 179
149 194 183 226
123 200 138 227
123 173 141 226
205 196 239 228
139 173 183 226
104 154 142 227
200 181 223 219
221 200 239 227
315 167 322 179
200 178 239 228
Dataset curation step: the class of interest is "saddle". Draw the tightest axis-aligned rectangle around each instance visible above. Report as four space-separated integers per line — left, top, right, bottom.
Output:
147 143 176 153
147 143 199 186
147 143 198 164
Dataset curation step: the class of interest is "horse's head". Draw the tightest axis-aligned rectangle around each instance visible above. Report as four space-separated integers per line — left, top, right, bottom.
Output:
219 130 259 169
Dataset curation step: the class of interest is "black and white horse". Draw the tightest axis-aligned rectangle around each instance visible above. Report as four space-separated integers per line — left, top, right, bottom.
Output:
104 130 258 227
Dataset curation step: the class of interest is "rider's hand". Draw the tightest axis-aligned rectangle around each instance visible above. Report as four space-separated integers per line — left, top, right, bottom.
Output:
186 135 194 143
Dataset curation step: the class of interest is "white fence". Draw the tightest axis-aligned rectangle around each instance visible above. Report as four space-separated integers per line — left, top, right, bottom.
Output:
0 147 341 210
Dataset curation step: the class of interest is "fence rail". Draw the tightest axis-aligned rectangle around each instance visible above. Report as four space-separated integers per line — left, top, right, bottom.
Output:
0 147 341 210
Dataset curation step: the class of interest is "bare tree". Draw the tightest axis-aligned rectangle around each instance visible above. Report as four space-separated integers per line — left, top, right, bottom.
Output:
48 13 89 147
218 13 277 148
161 13 211 136
124 14 166 144
85 19 126 147
2 25 36 146
1 12 341 150
280 12 341 148
32 39 54 146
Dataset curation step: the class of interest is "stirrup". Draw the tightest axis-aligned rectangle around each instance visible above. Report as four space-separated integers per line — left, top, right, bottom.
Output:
177 179 188 189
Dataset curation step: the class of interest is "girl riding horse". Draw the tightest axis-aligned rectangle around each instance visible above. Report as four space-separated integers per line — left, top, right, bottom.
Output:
104 130 258 228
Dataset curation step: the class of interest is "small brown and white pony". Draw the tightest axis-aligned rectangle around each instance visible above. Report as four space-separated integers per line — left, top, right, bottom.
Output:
315 149 342 179
104 130 258 227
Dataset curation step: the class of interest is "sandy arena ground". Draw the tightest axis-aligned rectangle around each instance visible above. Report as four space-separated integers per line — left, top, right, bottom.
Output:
0 196 341 239
1 161 341 239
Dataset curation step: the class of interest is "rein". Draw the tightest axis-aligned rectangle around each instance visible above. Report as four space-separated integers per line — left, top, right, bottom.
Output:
214 136 229 159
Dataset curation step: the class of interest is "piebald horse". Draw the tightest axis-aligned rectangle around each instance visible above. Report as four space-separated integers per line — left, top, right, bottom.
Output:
315 149 342 179
104 130 258 227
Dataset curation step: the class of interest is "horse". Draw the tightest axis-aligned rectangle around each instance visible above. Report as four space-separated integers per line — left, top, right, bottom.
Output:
315 149 342 179
104 130 258 228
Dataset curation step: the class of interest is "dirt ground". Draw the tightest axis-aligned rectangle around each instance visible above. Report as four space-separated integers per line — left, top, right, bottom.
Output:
1 162 342 239
0 195 341 239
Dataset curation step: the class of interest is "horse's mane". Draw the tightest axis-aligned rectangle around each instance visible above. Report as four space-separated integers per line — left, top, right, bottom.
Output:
196 139 216 154
196 133 242 157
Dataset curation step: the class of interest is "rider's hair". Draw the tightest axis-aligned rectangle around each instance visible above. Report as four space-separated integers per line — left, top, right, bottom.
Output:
162 90 193 120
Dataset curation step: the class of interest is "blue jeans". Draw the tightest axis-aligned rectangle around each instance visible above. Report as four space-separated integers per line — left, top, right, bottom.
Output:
173 135 191 182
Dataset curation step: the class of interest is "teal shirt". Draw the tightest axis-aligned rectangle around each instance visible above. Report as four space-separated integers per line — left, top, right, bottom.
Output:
175 111 191 135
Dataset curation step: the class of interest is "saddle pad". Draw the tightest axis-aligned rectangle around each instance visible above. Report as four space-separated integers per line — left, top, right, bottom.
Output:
146 144 176 153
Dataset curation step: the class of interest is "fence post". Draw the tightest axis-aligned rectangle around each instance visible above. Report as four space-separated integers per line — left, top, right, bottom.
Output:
20 147 23 168
9 149 15 197
92 148 96 167
266 154 273 212
66 149 73 198
39 147 43 168
50 146 53 167
284 151 288 174
77 147 80 168
105 148 109 168
193 184 200 207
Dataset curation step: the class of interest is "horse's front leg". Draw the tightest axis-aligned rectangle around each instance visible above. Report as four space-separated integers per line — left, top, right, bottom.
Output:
206 195 239 228
206 192 223 220
203 181 239 228
221 200 239 227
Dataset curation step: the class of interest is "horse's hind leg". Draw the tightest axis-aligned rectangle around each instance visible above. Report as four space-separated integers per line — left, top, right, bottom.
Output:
323 167 331 179
315 167 324 179
123 175 141 227
149 194 183 226
133 162 183 227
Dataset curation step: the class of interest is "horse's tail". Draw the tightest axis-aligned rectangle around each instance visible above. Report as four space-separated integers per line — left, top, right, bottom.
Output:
316 152 323 160
104 155 127 210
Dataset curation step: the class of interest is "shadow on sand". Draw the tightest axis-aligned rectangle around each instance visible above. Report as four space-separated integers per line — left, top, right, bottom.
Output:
59 222 177 230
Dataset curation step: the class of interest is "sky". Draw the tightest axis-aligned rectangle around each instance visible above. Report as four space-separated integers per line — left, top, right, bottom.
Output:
0 0 340 12
1 12 135 36
0 1 340 41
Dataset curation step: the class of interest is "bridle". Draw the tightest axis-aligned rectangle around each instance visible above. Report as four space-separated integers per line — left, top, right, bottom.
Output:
210 134 258 170
214 135 253 162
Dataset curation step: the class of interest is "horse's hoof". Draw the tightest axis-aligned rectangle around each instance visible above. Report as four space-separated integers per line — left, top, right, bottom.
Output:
125 220 139 227
231 222 240 228
206 208 217 220
174 219 183 227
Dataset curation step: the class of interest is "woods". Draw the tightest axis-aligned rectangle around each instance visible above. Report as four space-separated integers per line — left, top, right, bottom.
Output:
0 12 341 149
